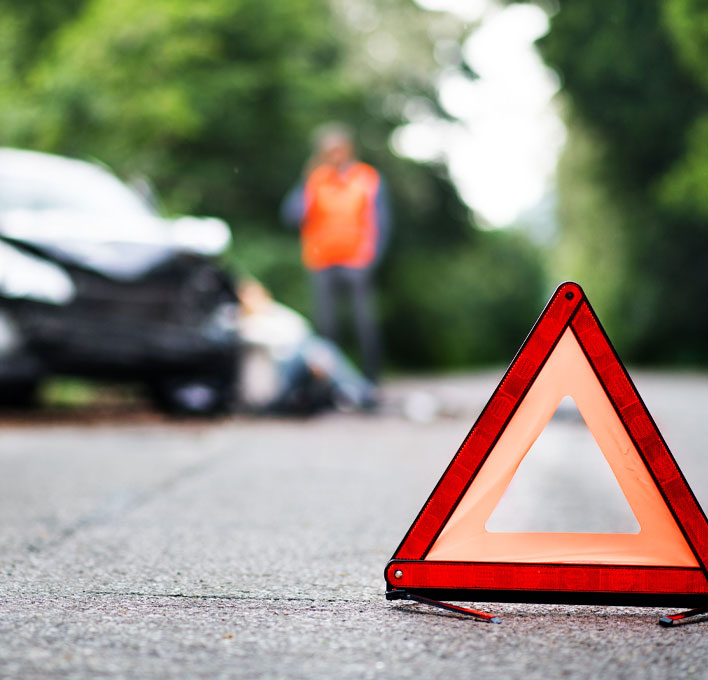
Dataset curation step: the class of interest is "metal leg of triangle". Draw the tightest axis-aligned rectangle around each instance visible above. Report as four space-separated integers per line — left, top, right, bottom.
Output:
386 590 501 623
659 606 708 627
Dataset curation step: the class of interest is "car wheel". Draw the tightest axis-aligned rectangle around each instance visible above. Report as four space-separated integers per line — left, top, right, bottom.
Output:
0 381 40 409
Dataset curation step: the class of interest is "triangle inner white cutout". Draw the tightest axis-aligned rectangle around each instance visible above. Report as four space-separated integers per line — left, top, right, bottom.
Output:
485 396 640 534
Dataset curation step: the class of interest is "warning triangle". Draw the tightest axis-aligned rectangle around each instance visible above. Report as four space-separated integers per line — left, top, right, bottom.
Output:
386 282 708 607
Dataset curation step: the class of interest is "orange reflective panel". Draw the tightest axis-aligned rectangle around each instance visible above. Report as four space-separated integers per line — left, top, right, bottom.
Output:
426 328 698 566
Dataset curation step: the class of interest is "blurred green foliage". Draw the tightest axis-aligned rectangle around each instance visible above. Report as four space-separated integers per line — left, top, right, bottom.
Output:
540 0 708 363
4 0 708 369
0 0 546 371
385 228 544 367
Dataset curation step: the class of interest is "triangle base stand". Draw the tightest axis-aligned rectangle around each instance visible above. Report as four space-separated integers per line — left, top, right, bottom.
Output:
659 606 708 627
386 589 501 623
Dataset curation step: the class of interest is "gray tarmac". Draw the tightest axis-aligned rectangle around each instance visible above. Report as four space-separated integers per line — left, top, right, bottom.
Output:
1 371 708 679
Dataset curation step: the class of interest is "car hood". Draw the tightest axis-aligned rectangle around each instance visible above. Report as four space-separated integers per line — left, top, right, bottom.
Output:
0 210 231 282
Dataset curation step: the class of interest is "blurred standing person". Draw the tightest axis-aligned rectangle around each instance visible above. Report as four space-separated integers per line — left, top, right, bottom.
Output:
281 124 391 383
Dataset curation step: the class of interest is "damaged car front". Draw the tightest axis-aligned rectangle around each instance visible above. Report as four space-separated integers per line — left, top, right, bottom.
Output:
0 148 239 415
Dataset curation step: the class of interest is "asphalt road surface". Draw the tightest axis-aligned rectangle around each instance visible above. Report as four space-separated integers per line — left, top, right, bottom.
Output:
1 371 708 679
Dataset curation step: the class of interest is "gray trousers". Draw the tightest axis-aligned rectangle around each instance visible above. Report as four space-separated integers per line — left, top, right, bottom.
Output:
310 266 381 382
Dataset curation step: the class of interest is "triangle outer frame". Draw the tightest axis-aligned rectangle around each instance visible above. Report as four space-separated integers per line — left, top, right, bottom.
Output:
386 282 708 606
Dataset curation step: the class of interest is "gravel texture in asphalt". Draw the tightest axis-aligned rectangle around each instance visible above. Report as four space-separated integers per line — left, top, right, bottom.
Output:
1 371 707 679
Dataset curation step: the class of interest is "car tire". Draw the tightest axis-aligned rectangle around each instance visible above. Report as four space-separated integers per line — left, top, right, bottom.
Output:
0 381 40 409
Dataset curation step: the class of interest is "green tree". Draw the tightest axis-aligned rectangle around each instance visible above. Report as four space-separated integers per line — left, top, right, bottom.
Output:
539 0 708 362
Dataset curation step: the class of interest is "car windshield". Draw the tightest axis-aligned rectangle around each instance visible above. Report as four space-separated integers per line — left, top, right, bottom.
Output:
0 154 154 216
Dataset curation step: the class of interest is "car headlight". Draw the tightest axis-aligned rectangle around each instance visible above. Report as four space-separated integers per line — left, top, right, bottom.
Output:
0 240 75 305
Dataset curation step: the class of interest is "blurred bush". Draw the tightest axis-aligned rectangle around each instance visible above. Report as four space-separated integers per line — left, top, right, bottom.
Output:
384 228 545 368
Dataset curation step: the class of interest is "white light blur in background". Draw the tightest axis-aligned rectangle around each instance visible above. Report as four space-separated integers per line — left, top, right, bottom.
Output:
392 0 566 228
414 0 488 22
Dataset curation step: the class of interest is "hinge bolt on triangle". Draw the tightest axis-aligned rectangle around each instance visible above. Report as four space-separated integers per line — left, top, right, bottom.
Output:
394 570 403 579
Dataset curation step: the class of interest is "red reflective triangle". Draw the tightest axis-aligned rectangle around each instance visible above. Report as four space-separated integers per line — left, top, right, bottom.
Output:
386 282 708 606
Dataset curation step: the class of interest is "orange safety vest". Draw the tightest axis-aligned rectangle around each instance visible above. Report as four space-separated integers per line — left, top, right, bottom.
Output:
301 162 380 270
